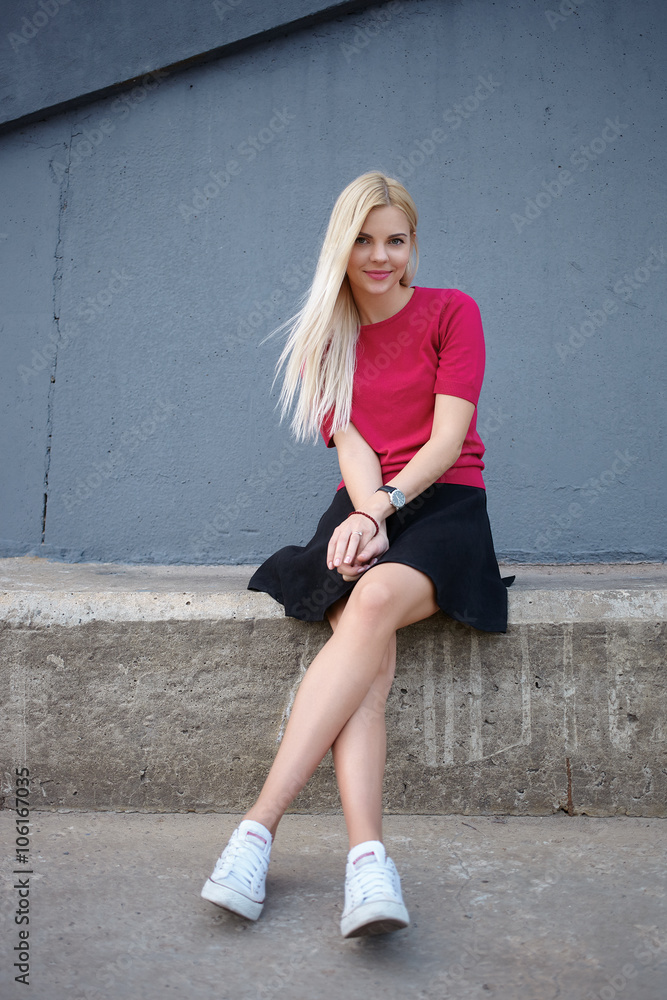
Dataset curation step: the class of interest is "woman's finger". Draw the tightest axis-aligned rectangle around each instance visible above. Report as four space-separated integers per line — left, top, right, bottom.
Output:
326 527 341 569
327 523 352 568
329 523 365 569
338 556 378 580
343 529 366 564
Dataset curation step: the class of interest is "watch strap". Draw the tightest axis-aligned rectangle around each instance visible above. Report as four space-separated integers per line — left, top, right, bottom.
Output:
375 485 405 509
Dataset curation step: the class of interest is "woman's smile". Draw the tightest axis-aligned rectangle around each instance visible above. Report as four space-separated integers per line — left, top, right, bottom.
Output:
344 204 415 322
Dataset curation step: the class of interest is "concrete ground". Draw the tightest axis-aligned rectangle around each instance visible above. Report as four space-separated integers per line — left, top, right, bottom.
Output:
1 811 666 1000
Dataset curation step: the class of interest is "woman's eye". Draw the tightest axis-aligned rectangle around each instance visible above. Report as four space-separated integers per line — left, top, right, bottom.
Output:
355 237 404 245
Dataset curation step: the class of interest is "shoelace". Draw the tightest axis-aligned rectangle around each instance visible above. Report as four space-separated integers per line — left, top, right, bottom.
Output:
214 834 268 888
349 859 397 902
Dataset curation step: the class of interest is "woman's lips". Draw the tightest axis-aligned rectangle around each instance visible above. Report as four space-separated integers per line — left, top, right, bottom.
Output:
365 271 392 280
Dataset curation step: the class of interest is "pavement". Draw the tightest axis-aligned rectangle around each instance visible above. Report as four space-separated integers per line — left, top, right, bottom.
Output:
1 811 666 1000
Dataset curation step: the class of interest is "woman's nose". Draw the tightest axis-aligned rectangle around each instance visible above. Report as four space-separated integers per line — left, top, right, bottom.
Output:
370 243 388 261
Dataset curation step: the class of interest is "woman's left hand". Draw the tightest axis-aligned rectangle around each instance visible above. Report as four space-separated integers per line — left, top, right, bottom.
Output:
327 514 389 582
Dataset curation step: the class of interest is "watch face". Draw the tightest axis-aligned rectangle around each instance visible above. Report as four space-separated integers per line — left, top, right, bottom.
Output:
390 489 406 509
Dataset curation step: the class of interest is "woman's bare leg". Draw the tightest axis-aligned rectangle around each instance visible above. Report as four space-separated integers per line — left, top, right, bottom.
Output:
242 563 438 839
327 595 397 848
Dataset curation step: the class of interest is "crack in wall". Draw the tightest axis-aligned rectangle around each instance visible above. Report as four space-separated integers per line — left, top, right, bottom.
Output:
43 125 73 544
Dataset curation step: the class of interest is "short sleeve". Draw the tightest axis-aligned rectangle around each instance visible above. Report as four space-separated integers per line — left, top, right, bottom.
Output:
433 291 486 406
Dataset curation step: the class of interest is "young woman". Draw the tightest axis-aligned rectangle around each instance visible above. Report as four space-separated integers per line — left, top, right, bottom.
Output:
201 171 514 938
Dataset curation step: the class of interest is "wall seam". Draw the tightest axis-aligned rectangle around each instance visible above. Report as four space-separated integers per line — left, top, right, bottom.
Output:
42 124 73 546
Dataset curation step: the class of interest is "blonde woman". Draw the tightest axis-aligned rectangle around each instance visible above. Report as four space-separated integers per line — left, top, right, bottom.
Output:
201 171 514 937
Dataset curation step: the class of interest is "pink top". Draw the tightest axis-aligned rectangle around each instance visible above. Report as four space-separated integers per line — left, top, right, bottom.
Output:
320 286 487 490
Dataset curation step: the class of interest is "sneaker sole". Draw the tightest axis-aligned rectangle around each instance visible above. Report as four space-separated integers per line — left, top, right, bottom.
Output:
201 878 264 920
341 899 410 938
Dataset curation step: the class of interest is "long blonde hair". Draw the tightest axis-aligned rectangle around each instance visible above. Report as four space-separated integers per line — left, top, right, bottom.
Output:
270 171 419 442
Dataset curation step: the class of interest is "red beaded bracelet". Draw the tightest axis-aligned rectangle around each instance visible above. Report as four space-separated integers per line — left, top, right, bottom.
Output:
347 510 379 537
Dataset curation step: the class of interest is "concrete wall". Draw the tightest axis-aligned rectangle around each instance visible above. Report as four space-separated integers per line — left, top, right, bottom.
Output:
0 0 380 128
1 0 665 564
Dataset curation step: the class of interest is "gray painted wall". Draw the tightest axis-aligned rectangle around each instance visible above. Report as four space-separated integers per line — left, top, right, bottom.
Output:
1 0 665 564
0 0 381 127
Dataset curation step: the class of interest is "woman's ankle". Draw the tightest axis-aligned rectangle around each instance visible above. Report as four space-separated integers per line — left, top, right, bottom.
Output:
347 826 383 850
242 808 280 841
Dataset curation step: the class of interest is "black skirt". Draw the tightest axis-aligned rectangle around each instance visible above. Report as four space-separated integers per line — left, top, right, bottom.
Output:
247 483 515 633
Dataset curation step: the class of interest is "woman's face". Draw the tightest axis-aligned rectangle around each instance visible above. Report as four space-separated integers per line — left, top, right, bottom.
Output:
346 205 414 298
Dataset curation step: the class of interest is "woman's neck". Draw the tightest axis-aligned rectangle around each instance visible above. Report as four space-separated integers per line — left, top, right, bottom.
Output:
354 284 415 326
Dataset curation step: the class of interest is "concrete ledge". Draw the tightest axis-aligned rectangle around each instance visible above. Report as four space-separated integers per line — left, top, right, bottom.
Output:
2 557 666 818
1 556 666 625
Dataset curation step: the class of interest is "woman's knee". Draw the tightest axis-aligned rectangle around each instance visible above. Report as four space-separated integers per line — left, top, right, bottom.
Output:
344 564 438 632
346 574 396 624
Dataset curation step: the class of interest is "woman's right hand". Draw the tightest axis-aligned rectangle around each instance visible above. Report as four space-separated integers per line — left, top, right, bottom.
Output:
327 513 389 581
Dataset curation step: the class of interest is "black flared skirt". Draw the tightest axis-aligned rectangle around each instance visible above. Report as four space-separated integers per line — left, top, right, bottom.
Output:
248 483 515 633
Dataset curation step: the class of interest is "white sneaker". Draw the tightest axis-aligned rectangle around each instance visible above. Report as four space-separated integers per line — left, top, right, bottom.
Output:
340 840 410 938
201 819 272 920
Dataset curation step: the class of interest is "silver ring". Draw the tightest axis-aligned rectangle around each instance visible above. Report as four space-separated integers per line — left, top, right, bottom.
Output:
352 531 363 536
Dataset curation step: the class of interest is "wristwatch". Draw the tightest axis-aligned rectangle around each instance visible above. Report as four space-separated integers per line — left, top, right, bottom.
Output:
375 485 406 510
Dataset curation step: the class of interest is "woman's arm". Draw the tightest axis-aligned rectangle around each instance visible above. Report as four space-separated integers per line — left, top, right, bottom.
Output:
326 422 390 578
327 393 475 574
332 421 384 510
380 393 476 504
